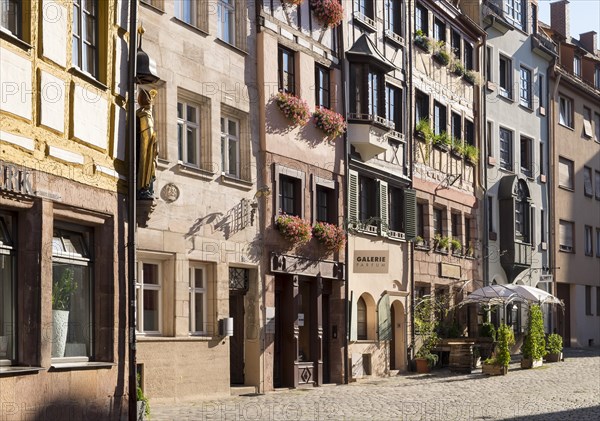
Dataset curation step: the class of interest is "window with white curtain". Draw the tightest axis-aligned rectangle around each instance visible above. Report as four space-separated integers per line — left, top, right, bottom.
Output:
559 220 574 252
558 157 574 190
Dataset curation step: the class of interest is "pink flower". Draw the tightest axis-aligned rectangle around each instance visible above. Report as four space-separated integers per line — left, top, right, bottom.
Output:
275 92 311 127
310 0 344 28
276 214 312 244
313 107 346 139
312 222 346 251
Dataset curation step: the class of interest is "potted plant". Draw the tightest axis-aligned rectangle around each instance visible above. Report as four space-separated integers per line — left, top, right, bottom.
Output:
432 131 451 150
463 70 479 85
450 238 462 255
275 91 311 127
463 144 479 164
450 59 465 77
310 0 344 28
414 235 428 249
450 137 464 157
433 235 449 252
521 305 546 368
275 214 312 245
313 107 346 140
482 323 514 375
413 297 440 373
52 267 77 358
312 221 346 251
137 373 150 420
414 30 431 52
465 242 475 258
415 118 432 141
432 41 451 66
545 333 563 362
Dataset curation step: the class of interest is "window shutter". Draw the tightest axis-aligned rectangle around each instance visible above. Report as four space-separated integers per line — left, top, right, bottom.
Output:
348 170 359 228
378 295 391 341
404 188 417 241
379 180 388 236
584 169 593 196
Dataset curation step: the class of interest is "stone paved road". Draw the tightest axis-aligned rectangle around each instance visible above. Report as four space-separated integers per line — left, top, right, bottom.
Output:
151 348 600 421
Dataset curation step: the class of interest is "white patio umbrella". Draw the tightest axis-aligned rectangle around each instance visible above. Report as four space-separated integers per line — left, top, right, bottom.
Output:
457 284 564 307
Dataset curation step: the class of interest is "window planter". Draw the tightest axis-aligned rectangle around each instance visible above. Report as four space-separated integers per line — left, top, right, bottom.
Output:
312 222 346 251
482 362 508 375
275 92 311 127
450 59 465 77
463 144 479 164
432 51 450 66
310 0 344 28
413 31 431 52
432 132 451 151
313 107 346 140
463 70 479 85
520 357 543 369
275 214 312 244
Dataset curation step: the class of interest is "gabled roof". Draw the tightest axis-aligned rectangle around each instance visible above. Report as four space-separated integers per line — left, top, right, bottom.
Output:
346 34 395 72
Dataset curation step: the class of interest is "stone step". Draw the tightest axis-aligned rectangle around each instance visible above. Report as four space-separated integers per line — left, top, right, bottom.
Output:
230 385 258 396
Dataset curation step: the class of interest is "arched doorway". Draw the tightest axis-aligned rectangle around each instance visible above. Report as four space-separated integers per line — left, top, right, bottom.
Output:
390 300 406 371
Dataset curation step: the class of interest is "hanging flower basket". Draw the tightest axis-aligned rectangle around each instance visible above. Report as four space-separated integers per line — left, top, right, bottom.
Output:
284 0 304 6
312 222 346 251
275 214 312 244
313 107 346 139
275 92 311 127
310 0 344 28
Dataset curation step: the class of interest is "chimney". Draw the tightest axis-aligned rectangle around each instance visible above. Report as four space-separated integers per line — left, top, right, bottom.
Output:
550 0 570 39
579 31 597 53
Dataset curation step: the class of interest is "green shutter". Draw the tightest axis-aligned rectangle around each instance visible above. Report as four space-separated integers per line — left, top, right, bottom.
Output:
404 188 417 241
379 180 388 236
348 170 359 229
378 295 391 341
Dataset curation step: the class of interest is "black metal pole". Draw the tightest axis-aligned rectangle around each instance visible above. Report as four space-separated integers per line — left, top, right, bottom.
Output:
127 1 138 420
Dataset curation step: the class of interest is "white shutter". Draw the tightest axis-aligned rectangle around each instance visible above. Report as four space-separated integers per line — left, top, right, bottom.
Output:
379 180 388 236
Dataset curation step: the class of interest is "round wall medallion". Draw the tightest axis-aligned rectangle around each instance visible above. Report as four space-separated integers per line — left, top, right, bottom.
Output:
160 183 180 203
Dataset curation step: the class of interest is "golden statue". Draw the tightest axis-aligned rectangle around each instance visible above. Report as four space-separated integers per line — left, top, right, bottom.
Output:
137 88 158 199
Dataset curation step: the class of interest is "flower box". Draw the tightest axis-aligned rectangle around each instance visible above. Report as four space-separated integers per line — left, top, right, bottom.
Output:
521 357 543 369
545 352 562 363
310 0 344 28
275 92 311 127
275 214 312 244
312 222 346 251
313 107 346 140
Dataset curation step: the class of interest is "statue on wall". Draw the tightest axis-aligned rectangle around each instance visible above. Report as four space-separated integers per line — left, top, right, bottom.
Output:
136 88 158 199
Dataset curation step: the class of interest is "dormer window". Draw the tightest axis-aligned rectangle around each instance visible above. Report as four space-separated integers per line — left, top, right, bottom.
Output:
573 55 582 77
504 0 525 31
350 63 383 118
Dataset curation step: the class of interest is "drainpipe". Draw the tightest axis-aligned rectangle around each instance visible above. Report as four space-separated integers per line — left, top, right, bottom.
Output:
127 1 138 420
339 20 349 386
407 0 415 364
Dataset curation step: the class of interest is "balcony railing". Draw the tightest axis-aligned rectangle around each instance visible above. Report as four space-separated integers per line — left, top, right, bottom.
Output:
347 113 395 130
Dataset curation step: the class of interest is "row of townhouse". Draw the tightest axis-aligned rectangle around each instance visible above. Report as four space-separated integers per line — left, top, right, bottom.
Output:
0 0 598 418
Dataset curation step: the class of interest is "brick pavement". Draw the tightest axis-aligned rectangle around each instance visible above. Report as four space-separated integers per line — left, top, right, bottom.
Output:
151 348 600 421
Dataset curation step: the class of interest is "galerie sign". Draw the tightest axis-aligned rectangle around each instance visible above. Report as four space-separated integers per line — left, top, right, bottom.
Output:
353 250 389 273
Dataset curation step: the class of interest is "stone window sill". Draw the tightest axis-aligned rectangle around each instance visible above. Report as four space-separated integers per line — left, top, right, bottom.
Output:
69 67 108 91
220 174 253 191
50 362 115 371
175 163 214 180
0 29 32 51
138 335 217 342
0 366 45 376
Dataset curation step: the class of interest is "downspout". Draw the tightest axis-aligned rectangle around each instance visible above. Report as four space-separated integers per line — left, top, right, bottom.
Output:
339 20 349 386
127 1 138 420
407 0 415 364
482 18 495 289
550 67 562 335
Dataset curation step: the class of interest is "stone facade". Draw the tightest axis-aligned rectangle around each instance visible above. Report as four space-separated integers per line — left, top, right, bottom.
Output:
135 0 260 403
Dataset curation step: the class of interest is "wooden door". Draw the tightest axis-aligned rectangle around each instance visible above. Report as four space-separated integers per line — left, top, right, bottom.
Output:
229 293 245 384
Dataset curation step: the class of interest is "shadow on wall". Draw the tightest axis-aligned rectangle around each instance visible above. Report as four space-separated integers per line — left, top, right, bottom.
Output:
26 397 124 421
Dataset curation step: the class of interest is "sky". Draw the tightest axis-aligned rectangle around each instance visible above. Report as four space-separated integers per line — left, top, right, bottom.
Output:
538 0 600 41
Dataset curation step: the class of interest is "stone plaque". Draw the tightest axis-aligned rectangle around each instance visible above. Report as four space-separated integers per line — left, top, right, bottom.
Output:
440 262 461 279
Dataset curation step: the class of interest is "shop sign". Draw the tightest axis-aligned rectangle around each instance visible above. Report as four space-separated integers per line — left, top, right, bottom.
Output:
0 161 33 195
353 250 389 273
440 262 461 279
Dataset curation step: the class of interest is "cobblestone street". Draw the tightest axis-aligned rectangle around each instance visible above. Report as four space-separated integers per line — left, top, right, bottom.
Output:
152 348 600 421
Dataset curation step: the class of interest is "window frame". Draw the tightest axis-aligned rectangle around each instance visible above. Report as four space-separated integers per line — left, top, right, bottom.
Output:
573 55 582 77
559 220 574 253
72 0 98 79
499 55 513 99
499 127 513 171
596 228 600 258
432 207 443 238
189 263 207 335
384 0 402 36
358 175 378 225
519 66 532 109
388 185 405 233
217 0 235 45
585 285 592 315
558 95 573 128
0 0 22 39
595 171 600 200
584 225 593 257
558 156 574 190
174 0 197 26
0 213 15 366
315 64 331 109
51 226 94 362
177 100 201 168
433 101 447 136
433 18 445 43
415 3 428 35
220 115 240 178
385 84 402 132
136 260 162 335
583 166 593 197
278 45 296 95
504 0 524 30
280 175 302 217
520 135 533 177
357 296 368 340
583 107 593 138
